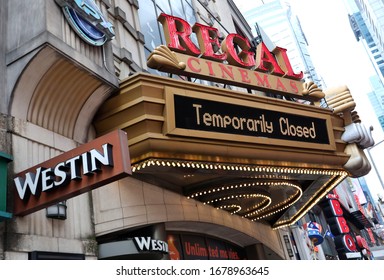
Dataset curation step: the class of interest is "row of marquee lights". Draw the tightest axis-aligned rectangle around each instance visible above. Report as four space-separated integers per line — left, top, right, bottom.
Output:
218 193 272 216
187 181 302 221
132 159 348 228
9 130 348 228
132 159 342 175
274 173 348 230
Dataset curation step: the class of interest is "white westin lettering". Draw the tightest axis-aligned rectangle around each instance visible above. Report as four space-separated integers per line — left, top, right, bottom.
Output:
134 237 169 253
14 168 43 200
14 143 113 200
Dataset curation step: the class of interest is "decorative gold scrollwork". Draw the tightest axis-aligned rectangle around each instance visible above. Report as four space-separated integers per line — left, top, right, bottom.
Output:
147 45 186 71
302 81 325 99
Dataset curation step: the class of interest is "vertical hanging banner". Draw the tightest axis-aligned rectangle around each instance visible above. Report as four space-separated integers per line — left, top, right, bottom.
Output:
320 193 361 259
13 130 131 216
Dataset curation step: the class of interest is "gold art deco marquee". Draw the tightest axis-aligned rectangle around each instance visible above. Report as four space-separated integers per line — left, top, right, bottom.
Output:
93 13 372 229
94 73 355 229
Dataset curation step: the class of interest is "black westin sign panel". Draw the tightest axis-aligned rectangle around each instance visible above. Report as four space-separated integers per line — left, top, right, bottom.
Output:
174 95 330 144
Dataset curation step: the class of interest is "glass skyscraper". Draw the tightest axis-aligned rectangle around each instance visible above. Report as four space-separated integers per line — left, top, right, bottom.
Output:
367 76 384 131
235 0 324 87
349 8 384 82
347 0 384 132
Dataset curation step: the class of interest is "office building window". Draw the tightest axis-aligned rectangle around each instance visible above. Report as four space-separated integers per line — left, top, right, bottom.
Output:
139 0 197 54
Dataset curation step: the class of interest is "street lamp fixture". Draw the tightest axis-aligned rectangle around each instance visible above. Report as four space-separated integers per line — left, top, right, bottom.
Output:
46 201 67 220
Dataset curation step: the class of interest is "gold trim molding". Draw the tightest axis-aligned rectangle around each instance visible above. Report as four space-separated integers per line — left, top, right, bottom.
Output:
95 73 348 169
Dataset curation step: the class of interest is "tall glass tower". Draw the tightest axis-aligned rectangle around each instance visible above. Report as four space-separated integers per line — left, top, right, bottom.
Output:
353 0 384 55
367 76 384 131
347 0 384 132
349 8 384 83
235 0 324 87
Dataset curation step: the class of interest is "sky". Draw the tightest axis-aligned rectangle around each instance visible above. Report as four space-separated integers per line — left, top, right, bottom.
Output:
233 0 384 199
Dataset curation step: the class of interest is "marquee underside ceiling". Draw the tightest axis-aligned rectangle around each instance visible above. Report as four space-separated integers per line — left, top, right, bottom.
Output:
131 158 347 228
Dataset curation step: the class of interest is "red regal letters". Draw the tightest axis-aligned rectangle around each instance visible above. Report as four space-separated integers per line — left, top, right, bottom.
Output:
158 13 303 80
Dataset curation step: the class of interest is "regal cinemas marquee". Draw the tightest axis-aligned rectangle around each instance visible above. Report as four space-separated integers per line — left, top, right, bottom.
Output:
94 13 373 229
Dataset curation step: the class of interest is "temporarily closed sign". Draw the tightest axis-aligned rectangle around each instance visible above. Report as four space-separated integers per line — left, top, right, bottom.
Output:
165 91 334 151
175 94 329 143
173 94 329 144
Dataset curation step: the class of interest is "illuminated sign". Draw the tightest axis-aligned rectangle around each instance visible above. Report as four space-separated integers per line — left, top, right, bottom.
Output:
165 91 334 150
133 237 169 254
147 14 324 101
321 193 361 259
174 95 329 144
158 13 302 79
356 235 374 259
167 233 245 260
55 0 114 46
13 130 131 216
